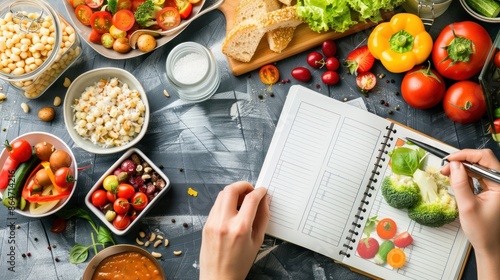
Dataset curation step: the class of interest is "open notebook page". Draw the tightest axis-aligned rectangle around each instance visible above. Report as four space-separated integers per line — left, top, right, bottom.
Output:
256 85 393 261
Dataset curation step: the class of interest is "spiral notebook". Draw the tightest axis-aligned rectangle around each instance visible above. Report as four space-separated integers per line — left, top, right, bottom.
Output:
256 85 470 280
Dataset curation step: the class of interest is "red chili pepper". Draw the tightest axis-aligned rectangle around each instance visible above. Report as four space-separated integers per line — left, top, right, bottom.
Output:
0 157 20 190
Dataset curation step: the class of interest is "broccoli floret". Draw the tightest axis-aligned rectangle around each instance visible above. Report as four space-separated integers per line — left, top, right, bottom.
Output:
381 174 420 209
407 169 458 227
134 0 162 28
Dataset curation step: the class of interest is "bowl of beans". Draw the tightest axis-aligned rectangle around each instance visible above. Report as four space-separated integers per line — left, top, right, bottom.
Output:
0 0 82 99
83 244 165 280
63 67 150 154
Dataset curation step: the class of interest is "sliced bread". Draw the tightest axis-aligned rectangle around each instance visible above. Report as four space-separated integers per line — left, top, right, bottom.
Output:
234 0 281 24
266 26 296 53
222 6 302 62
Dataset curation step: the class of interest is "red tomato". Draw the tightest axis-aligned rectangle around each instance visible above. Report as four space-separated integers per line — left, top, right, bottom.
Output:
325 57 340 71
117 183 135 199
50 218 67 234
54 167 76 189
90 11 113 33
443 80 486 124
113 214 131 230
113 9 135 31
106 190 117 203
494 51 500 69
259 64 280 85
164 0 177 7
356 72 376 92
376 218 397 240
85 0 104 9
291 67 311 82
432 21 492 81
113 197 130 214
322 39 337 58
75 5 93 26
306 51 324 69
71 0 86 8
401 64 446 109
322 71 340 85
156 7 180 30
5 139 32 163
91 189 108 207
88 29 103 44
131 192 149 211
178 1 193 19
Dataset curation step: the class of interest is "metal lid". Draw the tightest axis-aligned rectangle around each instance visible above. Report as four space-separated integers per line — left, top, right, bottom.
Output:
0 0 62 82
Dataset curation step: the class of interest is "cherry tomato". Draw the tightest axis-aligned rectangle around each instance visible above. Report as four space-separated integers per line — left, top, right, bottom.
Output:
117 183 135 199
5 139 32 163
443 80 486 124
131 192 149 211
291 67 311 82
50 217 67 234
322 71 340 85
75 5 93 26
113 214 131 230
259 64 280 85
494 51 500 69
307 51 324 69
90 11 113 34
178 1 193 19
54 167 76 190
401 64 446 109
106 190 117 203
356 72 376 92
322 39 337 58
376 218 397 240
432 21 492 81
113 197 130 214
156 7 180 30
71 0 86 8
85 0 104 9
113 9 135 31
325 57 340 71
88 29 103 44
91 189 108 207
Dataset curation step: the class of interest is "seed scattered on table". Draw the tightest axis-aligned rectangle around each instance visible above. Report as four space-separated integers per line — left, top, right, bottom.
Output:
21 102 29 113
0 93 6 102
164 239 169 247
139 231 146 238
173 250 182 256
163 89 170 97
149 233 156 242
53 96 62 107
154 240 162 248
136 238 144 246
63 77 71 88
151 252 162 258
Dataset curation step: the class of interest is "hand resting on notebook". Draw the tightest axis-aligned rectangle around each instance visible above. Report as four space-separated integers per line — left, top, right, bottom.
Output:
441 149 500 280
199 181 270 280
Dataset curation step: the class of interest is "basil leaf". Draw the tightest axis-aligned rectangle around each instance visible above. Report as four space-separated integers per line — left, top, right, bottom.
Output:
69 244 89 264
390 147 420 176
97 226 115 245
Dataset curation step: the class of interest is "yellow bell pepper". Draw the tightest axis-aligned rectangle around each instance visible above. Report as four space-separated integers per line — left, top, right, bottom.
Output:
368 13 433 73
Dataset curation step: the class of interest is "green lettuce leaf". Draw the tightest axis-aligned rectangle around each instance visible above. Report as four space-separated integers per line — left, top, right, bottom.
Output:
296 0 356 33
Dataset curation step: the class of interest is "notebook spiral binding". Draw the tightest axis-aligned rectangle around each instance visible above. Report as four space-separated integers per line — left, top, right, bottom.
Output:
338 123 397 258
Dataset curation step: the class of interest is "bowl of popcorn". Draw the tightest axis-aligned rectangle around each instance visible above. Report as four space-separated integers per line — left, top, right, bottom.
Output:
63 67 149 154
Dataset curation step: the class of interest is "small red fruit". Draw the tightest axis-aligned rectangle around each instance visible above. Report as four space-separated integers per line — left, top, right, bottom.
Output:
344 45 374 75
357 237 379 259
394 231 414 248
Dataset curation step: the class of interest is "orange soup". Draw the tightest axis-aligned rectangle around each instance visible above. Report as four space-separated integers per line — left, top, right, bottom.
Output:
92 252 163 280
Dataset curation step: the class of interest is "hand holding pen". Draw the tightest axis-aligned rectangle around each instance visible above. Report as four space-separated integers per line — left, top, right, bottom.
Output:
440 149 500 280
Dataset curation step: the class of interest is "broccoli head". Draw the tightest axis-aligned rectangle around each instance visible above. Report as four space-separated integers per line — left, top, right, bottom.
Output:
407 169 458 227
134 0 162 28
381 174 420 209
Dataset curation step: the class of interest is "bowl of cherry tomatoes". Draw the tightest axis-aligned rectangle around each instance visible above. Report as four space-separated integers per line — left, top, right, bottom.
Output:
85 148 170 235
0 132 78 218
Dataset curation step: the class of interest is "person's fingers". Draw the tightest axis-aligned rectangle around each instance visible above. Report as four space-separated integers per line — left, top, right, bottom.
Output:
237 187 267 229
447 149 500 170
448 161 476 212
252 192 270 242
220 181 255 214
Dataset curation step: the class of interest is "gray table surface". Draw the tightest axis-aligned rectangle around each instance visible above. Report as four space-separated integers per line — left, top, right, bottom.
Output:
0 0 499 279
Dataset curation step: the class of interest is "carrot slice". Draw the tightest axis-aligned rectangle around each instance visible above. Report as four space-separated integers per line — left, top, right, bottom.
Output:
387 248 406 268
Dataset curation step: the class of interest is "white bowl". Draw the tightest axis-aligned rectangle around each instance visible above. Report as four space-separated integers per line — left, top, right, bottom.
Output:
63 67 150 154
0 132 78 218
85 148 171 236
459 0 500 23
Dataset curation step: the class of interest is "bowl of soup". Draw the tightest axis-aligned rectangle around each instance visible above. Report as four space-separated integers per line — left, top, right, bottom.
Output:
83 244 165 280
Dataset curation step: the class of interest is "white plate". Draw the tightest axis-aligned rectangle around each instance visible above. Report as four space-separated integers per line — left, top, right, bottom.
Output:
0 132 78 218
62 1 206 59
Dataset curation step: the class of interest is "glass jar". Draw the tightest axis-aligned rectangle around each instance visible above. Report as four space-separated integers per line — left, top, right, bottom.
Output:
166 42 220 102
402 0 453 26
0 0 81 99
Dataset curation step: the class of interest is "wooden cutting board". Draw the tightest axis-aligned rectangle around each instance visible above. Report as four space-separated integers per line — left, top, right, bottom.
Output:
217 1 394 76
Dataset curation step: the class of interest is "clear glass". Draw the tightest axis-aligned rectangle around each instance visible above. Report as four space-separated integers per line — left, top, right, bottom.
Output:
166 42 220 102
479 30 500 142
0 0 81 99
